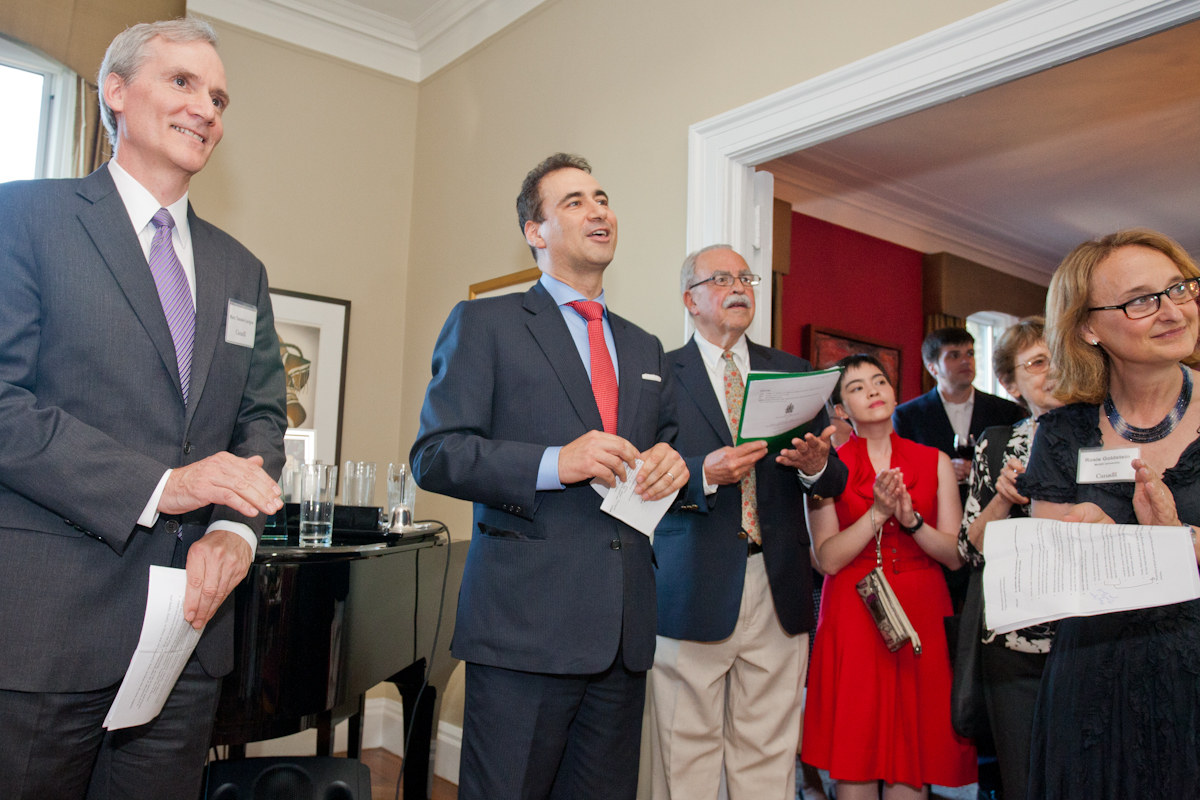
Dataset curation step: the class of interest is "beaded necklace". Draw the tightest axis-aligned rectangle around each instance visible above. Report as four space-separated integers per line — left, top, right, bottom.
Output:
1105 363 1192 444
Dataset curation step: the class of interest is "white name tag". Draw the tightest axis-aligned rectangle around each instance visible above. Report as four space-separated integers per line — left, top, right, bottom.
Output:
1077 446 1139 483
225 299 257 348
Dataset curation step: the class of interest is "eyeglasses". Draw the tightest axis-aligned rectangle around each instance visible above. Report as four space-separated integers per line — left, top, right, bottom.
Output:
1088 278 1200 320
687 271 762 290
1015 355 1050 374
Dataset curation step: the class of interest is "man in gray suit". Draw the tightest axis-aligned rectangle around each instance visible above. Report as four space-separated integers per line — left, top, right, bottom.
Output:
412 153 688 800
0 19 287 799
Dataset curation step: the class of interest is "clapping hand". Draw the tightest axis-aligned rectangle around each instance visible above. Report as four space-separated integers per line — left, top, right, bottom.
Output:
995 457 1030 506
872 468 904 519
1131 459 1181 527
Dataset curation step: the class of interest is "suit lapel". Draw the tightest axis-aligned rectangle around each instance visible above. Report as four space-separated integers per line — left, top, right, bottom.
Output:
611 312 643 441
524 284 605 432
184 210 226 427
674 338 734 446
925 389 957 452
76 166 184 405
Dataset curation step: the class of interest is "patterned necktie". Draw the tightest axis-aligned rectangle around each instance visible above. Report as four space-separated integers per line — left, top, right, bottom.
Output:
723 351 760 544
567 300 618 434
148 208 195 405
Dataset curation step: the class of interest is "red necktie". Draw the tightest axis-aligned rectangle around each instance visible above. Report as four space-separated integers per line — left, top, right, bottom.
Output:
567 300 618 434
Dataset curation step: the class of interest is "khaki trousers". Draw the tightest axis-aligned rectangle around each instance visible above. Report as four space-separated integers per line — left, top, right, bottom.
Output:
650 553 808 800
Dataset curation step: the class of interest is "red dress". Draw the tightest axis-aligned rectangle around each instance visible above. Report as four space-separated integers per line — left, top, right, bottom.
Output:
802 433 976 787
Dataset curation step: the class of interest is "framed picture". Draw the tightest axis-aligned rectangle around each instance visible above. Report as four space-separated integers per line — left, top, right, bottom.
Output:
283 429 316 466
270 289 351 467
804 326 903 402
469 267 541 300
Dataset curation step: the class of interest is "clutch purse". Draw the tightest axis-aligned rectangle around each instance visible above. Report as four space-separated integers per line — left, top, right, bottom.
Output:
855 509 922 655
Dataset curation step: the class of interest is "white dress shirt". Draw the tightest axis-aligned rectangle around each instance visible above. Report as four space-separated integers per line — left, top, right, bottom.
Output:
690 332 824 493
939 386 975 444
109 159 257 556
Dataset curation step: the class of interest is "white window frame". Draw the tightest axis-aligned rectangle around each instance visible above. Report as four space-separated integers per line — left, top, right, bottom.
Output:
0 35 79 180
967 311 1020 401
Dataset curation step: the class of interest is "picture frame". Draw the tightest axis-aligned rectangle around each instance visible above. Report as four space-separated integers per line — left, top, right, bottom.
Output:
270 289 351 467
804 325 904 402
469 267 541 300
283 428 316 466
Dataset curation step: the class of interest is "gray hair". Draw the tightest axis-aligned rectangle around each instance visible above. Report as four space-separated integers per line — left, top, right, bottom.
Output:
680 244 735 294
98 18 219 153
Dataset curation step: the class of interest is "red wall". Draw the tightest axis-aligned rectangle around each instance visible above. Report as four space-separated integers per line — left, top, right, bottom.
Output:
780 213 925 402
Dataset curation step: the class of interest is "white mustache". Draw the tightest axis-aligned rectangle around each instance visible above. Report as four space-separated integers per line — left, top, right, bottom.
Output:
723 295 751 309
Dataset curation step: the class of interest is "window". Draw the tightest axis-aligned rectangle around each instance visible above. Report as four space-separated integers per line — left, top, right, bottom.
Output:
0 35 78 183
967 310 1019 401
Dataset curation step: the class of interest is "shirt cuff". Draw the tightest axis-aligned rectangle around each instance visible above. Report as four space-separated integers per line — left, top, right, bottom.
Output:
206 521 258 558
138 470 172 528
537 447 566 491
797 463 827 487
702 467 717 496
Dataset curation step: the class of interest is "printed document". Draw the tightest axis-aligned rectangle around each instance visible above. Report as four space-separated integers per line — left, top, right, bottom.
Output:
982 518 1200 634
103 566 203 730
592 459 679 538
735 369 841 451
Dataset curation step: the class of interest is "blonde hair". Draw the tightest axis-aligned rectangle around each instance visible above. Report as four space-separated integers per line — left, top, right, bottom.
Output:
1046 228 1200 404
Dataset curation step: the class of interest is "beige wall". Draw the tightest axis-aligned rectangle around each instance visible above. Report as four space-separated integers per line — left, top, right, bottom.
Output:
189 19 420 492
401 0 1006 541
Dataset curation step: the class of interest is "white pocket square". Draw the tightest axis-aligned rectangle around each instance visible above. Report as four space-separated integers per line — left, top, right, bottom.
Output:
642 373 662 382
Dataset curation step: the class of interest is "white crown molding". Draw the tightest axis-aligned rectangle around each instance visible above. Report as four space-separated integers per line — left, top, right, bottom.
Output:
190 0 546 81
688 0 1200 331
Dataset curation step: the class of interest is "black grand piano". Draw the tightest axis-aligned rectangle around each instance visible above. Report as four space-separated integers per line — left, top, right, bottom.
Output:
211 519 462 799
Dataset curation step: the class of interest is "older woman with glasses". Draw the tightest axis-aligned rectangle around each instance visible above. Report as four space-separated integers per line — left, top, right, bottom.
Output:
957 316 1062 800
1017 228 1200 799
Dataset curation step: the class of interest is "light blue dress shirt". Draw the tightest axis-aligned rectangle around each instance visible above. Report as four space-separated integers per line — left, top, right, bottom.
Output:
536 273 620 491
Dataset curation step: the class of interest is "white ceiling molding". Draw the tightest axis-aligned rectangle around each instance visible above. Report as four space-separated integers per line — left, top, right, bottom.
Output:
189 0 547 81
687 0 1200 333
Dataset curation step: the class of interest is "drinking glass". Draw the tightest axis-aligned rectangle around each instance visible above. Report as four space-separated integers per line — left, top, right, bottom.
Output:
358 462 377 507
299 463 338 546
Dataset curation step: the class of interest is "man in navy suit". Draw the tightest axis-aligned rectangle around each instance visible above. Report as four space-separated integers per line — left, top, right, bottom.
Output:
892 327 1027 482
0 19 286 799
649 245 848 799
411 153 688 800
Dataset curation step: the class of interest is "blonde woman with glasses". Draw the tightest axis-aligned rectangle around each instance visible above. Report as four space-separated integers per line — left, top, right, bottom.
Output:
1017 229 1200 799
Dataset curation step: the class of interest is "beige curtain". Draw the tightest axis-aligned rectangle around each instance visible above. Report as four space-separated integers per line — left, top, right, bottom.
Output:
0 0 185 176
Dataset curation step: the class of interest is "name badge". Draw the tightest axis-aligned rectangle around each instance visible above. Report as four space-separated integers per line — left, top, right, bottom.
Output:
1077 446 1139 483
225 299 257 348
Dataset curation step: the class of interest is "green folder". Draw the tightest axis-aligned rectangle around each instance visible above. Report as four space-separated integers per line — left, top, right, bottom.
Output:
734 367 843 452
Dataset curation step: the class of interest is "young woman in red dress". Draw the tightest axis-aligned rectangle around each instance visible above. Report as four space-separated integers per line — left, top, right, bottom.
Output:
802 355 977 799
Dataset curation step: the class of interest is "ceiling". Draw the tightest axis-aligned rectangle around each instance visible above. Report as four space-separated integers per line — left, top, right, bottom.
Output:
763 19 1200 285
189 0 549 81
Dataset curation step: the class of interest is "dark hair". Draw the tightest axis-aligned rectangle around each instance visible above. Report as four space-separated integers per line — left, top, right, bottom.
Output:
516 153 592 261
921 327 974 365
830 354 892 406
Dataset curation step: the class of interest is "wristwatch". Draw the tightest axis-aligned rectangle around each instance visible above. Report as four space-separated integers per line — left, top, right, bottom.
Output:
898 512 923 535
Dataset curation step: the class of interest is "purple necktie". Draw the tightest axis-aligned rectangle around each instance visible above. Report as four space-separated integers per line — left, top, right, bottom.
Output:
148 208 195 404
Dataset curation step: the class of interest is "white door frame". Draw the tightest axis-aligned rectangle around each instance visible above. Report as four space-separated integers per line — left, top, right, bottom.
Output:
687 0 1200 346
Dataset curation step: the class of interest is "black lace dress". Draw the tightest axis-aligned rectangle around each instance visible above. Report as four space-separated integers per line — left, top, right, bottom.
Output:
1018 403 1200 799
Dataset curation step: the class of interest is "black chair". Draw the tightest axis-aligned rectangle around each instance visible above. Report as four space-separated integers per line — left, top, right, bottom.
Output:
203 756 371 800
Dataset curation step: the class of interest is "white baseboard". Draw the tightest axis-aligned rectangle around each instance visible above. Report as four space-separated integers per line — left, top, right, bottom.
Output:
433 721 462 786
244 697 408 758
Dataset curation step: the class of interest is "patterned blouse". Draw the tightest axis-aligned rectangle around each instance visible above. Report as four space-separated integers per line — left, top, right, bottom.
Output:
959 417 1055 653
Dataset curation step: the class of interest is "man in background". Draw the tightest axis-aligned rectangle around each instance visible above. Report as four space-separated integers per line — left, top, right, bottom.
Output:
411 153 688 800
650 244 847 799
0 19 287 798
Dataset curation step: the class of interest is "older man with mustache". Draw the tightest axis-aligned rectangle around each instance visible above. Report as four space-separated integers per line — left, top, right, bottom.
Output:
649 245 847 799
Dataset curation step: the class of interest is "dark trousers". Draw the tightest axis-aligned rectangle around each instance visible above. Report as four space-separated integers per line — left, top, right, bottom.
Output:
0 655 220 800
981 639 1048 800
460 654 646 800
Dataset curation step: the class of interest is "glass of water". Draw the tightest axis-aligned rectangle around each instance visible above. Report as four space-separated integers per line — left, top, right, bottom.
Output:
299 463 338 546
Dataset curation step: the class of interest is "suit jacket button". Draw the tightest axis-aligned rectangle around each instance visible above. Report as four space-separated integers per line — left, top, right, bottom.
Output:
610 539 621 550
737 531 748 540
183 441 192 455
165 520 180 535
513 507 521 514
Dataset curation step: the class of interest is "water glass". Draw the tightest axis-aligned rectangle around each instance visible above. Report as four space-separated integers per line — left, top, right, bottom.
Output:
299 463 338 546
358 461 377 506
386 462 417 527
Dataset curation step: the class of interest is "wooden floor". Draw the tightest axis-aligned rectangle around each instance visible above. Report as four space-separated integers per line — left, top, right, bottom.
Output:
356 748 458 800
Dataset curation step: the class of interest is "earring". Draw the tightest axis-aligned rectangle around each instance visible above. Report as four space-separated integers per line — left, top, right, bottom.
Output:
1092 339 1100 346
